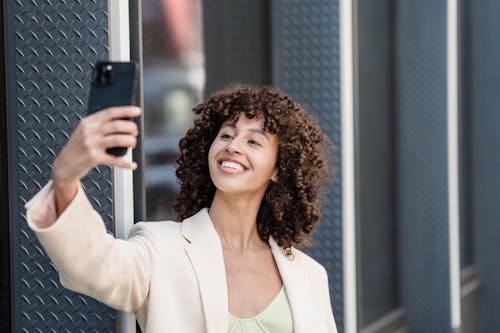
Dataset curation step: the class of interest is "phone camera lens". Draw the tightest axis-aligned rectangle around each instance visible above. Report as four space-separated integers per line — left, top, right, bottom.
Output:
94 62 113 86
102 64 112 85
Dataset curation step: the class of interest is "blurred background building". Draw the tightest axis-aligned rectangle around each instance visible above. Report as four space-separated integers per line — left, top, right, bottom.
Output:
1 0 500 332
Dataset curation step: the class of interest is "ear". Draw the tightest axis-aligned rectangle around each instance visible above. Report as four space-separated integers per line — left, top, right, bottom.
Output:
271 167 278 183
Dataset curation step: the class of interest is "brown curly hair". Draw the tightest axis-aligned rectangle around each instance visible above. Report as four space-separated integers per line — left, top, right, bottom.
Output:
174 84 333 249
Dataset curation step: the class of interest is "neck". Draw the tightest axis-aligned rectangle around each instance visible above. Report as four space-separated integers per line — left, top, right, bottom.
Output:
208 191 267 253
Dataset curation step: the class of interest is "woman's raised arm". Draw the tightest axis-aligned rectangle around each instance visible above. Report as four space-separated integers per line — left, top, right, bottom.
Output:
41 106 141 223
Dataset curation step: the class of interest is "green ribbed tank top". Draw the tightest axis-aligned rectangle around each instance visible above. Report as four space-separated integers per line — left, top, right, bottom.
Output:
228 286 293 333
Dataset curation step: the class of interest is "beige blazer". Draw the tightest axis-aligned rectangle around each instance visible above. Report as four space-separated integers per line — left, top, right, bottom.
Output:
25 181 337 333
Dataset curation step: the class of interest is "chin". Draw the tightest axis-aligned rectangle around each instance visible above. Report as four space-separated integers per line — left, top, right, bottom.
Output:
213 184 247 195
213 183 269 199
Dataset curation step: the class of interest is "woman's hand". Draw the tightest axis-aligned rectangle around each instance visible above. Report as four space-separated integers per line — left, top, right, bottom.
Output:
49 106 141 218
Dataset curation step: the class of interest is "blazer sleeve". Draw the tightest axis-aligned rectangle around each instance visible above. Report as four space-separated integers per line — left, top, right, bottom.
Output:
25 181 157 313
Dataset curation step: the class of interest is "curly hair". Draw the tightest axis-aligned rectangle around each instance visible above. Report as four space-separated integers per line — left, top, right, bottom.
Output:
174 84 333 249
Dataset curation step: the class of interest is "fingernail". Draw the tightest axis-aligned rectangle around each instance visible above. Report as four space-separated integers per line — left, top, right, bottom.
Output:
131 162 138 170
133 107 141 114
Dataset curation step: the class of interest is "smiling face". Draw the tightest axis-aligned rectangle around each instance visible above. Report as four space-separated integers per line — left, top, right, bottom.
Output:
208 113 279 199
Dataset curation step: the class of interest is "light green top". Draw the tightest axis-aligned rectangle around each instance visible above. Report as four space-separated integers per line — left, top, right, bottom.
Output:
228 286 293 333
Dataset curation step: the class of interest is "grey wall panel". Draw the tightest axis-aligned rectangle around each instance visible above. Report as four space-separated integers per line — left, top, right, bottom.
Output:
395 1 450 332
467 1 500 331
271 1 342 331
357 0 398 326
203 0 271 96
5 1 115 331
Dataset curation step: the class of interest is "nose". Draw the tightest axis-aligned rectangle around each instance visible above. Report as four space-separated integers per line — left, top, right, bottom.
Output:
225 137 242 154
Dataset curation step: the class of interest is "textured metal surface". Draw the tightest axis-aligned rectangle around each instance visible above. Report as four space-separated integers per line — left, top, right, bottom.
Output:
396 1 451 332
466 0 500 331
271 1 343 331
6 0 116 331
203 0 271 95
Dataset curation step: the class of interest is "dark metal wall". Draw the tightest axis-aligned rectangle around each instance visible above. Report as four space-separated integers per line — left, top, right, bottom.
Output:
203 0 271 96
395 1 451 332
357 0 398 327
4 1 115 331
271 1 343 331
466 1 500 331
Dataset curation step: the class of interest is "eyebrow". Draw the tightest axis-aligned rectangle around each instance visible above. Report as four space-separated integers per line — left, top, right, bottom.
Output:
221 124 270 141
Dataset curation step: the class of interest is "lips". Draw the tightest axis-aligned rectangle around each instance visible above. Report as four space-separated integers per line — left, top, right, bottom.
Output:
217 158 247 172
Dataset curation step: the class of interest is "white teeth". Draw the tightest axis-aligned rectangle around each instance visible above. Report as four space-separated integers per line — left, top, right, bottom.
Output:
220 160 245 171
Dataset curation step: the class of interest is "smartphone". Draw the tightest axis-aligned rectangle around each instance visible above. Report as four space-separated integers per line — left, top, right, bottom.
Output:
88 61 138 157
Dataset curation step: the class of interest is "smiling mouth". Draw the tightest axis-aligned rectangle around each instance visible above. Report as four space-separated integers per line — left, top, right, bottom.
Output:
219 160 247 171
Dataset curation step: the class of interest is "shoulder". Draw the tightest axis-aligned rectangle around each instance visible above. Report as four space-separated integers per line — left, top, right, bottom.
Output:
269 237 328 277
290 248 332 303
127 208 210 243
126 208 213 261
126 220 182 252
131 219 181 235
291 247 328 278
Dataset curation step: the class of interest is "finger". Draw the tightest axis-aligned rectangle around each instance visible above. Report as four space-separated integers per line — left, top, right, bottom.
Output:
100 154 138 170
99 119 138 136
99 134 137 149
88 106 142 123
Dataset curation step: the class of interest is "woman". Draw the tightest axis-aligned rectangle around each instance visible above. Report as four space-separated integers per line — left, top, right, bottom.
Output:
25 85 337 332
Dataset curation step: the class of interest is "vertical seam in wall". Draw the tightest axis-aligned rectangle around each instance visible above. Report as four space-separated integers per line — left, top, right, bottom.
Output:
340 0 358 332
129 0 146 223
387 0 402 307
447 0 462 329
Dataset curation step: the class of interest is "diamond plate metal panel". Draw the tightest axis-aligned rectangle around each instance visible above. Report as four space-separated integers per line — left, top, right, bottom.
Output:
271 1 343 331
6 0 115 331
396 1 450 332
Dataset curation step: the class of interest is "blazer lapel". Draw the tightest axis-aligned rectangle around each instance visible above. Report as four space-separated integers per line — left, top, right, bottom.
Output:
270 238 315 333
182 209 228 333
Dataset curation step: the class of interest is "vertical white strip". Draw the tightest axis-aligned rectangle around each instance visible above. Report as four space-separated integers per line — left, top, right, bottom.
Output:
339 0 358 332
447 0 462 329
109 0 131 61
109 1 136 332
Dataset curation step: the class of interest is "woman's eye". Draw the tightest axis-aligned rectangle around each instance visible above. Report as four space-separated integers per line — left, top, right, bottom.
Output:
220 133 232 140
248 139 260 146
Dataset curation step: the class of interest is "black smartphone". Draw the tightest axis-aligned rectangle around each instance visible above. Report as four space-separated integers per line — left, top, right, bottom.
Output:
88 61 138 157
